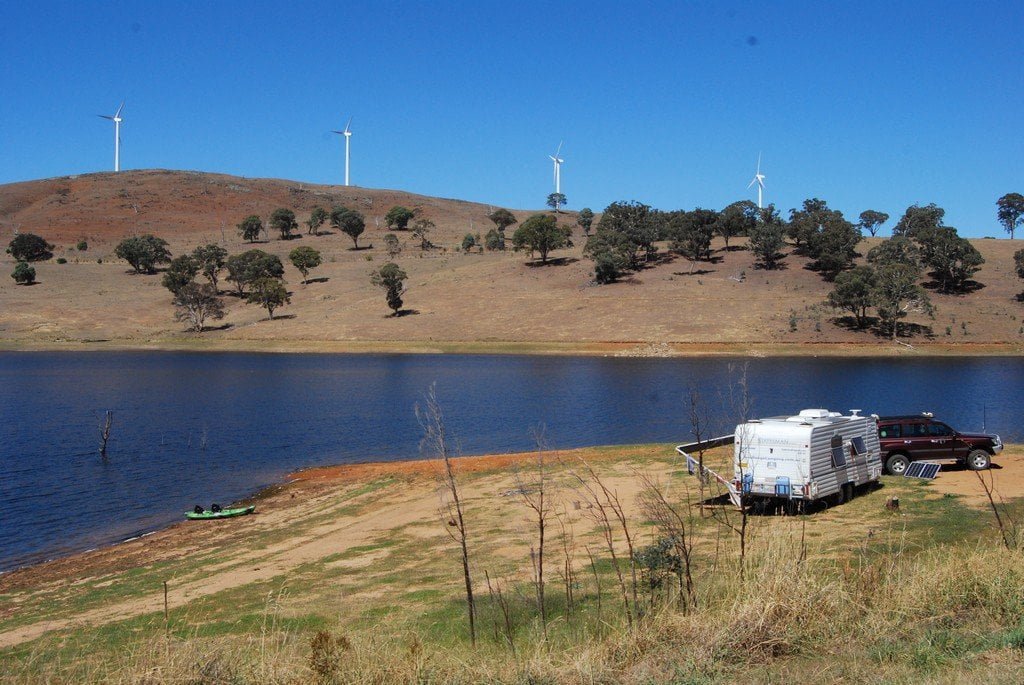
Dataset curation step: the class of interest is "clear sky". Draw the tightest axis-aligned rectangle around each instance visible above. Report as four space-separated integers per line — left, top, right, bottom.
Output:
1 1 1021 236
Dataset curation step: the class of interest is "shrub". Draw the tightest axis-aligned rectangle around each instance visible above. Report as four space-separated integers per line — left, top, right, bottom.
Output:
114 235 172 274
11 261 35 285
76 240 88 251
56 257 67 264
8 233 53 262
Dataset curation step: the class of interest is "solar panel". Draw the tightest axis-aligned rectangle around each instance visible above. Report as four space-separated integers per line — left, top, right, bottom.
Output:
904 462 941 479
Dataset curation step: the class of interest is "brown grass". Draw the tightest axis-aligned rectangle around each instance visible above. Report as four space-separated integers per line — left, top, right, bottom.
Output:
3 443 1024 683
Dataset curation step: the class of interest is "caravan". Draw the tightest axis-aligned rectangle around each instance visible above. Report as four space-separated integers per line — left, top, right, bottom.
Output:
678 408 883 508
735 409 883 505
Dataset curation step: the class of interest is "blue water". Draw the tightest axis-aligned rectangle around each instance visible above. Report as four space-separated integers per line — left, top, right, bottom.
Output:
0 352 1021 572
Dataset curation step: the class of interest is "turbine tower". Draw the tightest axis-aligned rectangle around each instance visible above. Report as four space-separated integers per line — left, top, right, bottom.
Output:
747 153 766 209
549 141 564 194
332 117 353 186
98 101 124 172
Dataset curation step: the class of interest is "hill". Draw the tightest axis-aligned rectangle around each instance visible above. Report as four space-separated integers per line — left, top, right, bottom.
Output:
1 170 1022 354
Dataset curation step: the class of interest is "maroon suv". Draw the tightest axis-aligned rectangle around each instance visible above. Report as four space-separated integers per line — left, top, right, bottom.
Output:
876 414 1003 475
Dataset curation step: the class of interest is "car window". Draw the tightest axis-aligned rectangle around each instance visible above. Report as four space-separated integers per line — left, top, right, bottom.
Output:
907 423 929 437
929 423 953 437
879 424 901 438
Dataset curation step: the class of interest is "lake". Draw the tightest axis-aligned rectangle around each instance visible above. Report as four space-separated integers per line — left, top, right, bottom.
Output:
0 351 1021 572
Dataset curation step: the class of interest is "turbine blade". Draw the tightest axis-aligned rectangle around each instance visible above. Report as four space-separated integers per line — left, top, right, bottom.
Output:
344 117 352 134
98 115 113 120
747 178 756 189
756 151 761 174
115 101 125 118
555 140 563 157
331 130 345 134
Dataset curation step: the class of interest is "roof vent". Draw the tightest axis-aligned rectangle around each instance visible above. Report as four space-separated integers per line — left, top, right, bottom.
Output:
798 409 830 419
850 409 861 417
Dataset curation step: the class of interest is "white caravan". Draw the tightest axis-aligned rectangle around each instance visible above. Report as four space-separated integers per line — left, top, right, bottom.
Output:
733 408 883 505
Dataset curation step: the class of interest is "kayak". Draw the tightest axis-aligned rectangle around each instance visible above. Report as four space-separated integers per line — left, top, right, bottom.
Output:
185 505 255 520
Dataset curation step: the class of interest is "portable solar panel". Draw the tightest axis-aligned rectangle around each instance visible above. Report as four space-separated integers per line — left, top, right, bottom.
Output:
904 462 941 479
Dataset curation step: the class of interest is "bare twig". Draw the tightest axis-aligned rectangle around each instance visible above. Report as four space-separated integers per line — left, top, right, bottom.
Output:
417 385 476 646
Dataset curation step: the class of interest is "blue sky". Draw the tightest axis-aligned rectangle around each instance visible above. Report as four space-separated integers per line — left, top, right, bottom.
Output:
1 1 1021 236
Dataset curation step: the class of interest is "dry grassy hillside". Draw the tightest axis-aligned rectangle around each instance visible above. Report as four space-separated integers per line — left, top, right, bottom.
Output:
1 170 1022 353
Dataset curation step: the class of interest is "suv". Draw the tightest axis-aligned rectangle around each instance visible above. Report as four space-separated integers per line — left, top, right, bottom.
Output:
876 413 1003 475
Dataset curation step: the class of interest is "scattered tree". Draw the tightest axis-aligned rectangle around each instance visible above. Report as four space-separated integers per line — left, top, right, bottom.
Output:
858 210 889 237
920 227 984 293
583 230 632 284
576 207 595 237
246 277 290 320
748 205 787 269
716 201 758 250
892 203 945 238
595 201 657 270
488 208 518 235
114 234 172 274
270 208 298 240
385 206 415 231
192 244 228 291
866 236 921 268
8 233 53 262
669 208 717 272
873 262 933 340
827 265 879 328
383 233 402 259
306 206 328 235
461 233 477 251
161 254 199 295
237 215 264 243
11 261 35 285
225 249 284 296
512 214 573 264
484 228 505 251
370 262 408 316
173 283 225 332
1015 248 1024 280
412 219 435 251
288 246 322 284
997 193 1024 240
546 193 567 213
332 207 366 248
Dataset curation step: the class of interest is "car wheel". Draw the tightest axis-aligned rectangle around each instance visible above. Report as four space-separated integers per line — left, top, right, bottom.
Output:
885 454 909 476
966 449 991 471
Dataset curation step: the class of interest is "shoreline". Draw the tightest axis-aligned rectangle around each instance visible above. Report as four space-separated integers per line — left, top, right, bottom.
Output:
0 445 635 591
1 338 1022 357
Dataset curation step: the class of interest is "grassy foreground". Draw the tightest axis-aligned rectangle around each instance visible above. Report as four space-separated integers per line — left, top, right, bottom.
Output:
2 444 1024 683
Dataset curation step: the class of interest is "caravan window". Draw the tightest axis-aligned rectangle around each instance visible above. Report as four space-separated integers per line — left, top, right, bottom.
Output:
830 435 847 468
851 436 867 455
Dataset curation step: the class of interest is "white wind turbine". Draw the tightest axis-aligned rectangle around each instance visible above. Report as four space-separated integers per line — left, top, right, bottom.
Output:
98 101 125 172
332 117 353 186
549 141 564 195
747 153 766 209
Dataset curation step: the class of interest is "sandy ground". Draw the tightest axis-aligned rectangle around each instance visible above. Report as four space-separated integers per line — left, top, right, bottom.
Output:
1 170 1023 354
1 444 1020 650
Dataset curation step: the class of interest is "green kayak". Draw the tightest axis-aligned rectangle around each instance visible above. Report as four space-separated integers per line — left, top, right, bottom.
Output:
185 505 255 520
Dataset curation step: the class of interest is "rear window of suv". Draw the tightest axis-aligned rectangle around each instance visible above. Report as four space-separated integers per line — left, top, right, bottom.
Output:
879 424 901 438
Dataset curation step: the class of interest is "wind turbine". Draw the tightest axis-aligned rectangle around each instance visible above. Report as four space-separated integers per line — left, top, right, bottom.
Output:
332 117 353 186
549 141 564 195
98 101 125 172
747 153 765 209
